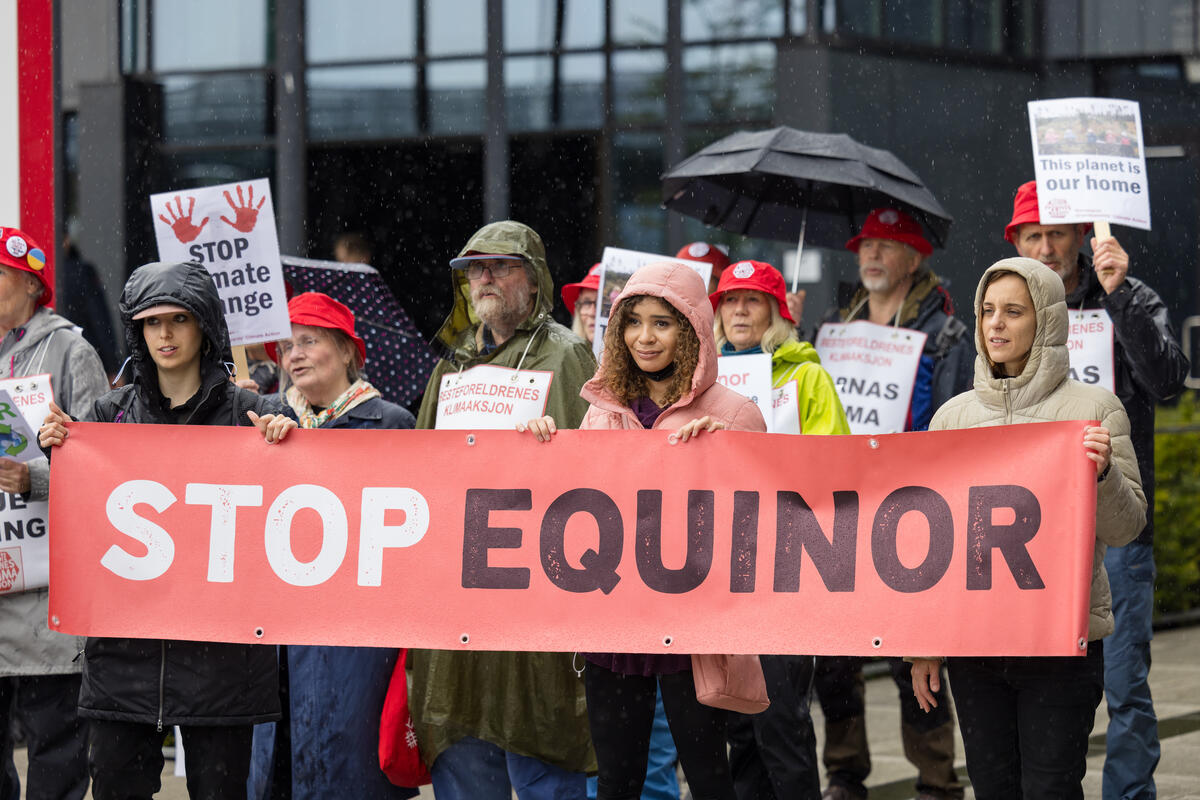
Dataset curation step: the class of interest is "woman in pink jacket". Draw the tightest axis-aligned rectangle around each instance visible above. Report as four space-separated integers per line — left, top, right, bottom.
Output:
522 261 765 800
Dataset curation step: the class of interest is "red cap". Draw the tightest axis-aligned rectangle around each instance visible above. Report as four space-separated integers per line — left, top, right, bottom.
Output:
0 227 53 307
1004 180 1091 243
265 292 367 366
675 242 730 277
845 208 933 257
561 263 601 315
709 260 795 324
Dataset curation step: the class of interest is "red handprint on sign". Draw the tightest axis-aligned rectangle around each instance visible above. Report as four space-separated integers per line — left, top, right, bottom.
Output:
158 196 209 244
220 184 266 233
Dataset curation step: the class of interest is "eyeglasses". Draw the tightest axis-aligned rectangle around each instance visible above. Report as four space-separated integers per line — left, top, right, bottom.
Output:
462 260 523 280
575 299 596 310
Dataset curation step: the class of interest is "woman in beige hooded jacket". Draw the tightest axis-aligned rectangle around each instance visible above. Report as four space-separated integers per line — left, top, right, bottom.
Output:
910 257 1146 800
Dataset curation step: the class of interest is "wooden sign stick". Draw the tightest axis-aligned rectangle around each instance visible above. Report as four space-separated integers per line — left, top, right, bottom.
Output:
232 345 250 380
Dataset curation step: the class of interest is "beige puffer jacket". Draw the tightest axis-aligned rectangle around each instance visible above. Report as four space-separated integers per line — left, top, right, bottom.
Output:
930 257 1146 641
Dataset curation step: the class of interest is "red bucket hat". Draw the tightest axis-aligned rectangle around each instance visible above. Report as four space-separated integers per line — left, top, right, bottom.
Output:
0 227 53 307
1003 180 1092 243
676 242 731 278
265 292 367 367
561 263 601 316
708 260 795 324
845 208 933 257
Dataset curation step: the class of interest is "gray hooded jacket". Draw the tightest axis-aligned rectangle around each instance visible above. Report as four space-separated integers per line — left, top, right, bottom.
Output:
0 306 108 675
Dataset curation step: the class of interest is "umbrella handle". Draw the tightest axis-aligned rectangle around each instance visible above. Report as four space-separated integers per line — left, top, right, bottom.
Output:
792 207 808 294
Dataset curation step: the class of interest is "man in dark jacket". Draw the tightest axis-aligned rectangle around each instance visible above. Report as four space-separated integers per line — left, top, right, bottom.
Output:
1006 180 1189 800
814 208 971 800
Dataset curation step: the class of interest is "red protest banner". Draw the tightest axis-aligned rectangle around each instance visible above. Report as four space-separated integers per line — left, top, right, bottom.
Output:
48 421 1096 657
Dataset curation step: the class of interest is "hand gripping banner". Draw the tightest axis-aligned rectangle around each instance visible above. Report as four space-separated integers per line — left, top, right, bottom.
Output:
48 422 1097 657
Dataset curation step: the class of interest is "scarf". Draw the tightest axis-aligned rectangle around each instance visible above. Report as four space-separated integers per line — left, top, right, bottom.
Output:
287 378 381 429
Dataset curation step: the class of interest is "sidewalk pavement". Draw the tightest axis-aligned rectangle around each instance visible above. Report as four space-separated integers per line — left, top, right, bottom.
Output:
15 624 1200 798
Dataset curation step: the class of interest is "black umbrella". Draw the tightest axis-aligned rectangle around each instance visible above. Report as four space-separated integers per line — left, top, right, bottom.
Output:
662 127 953 286
282 255 438 409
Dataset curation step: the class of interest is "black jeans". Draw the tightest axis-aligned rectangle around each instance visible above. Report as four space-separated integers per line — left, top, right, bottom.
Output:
585 663 735 800
727 654 820 800
88 720 253 800
0 674 89 800
948 641 1104 800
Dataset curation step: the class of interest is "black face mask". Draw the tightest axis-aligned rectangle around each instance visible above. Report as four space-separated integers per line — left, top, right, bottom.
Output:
637 362 677 382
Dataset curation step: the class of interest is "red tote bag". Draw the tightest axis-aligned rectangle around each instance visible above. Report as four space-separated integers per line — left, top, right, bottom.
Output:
379 648 433 787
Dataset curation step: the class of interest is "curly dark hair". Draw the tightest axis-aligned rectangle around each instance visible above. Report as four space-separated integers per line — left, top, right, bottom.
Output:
597 294 700 408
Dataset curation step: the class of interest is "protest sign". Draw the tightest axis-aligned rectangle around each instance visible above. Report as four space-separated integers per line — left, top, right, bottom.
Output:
593 248 711 361
0 0 54 243
434 364 554 430
815 321 926 434
50 421 1097 658
771 380 801 435
1066 309 1116 393
1028 97 1151 231
716 354 773 431
0 374 52 594
150 179 291 347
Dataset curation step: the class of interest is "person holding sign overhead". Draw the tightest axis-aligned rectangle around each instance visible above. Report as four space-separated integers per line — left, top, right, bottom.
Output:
710 259 847 800
910 257 1147 800
521 260 766 800
244 291 416 799
0 226 108 800
1005 180 1188 800
39 261 284 800
813 208 971 800
411 221 596 799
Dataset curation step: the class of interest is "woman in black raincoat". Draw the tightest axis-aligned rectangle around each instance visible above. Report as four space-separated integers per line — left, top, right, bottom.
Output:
40 260 283 800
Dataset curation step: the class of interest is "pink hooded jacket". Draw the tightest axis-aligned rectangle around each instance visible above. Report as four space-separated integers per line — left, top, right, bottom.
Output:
580 261 767 433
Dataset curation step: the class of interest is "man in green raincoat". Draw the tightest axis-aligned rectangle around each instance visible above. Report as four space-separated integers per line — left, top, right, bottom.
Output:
413 220 597 799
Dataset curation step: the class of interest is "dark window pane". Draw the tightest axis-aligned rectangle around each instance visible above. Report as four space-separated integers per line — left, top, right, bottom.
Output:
504 0 605 50
507 53 604 130
684 44 775 123
160 74 269 145
836 0 880 37
308 65 418 141
612 50 666 124
613 131 666 253
507 56 554 131
883 0 939 45
683 0 784 41
306 0 416 63
560 54 605 127
613 0 666 45
428 60 487 134
151 0 268 70
159 149 275 191
428 0 486 56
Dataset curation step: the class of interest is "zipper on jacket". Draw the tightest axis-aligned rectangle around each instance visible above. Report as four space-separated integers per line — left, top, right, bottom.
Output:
1002 380 1012 424
157 640 166 733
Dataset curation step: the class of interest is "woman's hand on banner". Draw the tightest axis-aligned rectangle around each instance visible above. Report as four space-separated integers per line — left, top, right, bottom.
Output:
38 401 71 449
1083 425 1112 475
910 657 943 713
672 416 726 444
517 415 557 443
248 411 298 444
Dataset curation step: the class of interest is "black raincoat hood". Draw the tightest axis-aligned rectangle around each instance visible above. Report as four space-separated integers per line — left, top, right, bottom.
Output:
118 261 232 393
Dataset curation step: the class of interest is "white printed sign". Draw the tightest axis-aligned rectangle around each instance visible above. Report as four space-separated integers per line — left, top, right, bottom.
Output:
1028 97 1151 230
151 179 291 346
0 390 42 464
435 364 554 430
815 321 927 435
0 374 53 594
715 354 773 431
771 380 801 435
1066 309 1116 393
593 247 712 362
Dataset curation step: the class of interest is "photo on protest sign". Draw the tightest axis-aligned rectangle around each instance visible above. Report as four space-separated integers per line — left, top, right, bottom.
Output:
150 178 292 345
592 247 711 361
1027 97 1150 230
